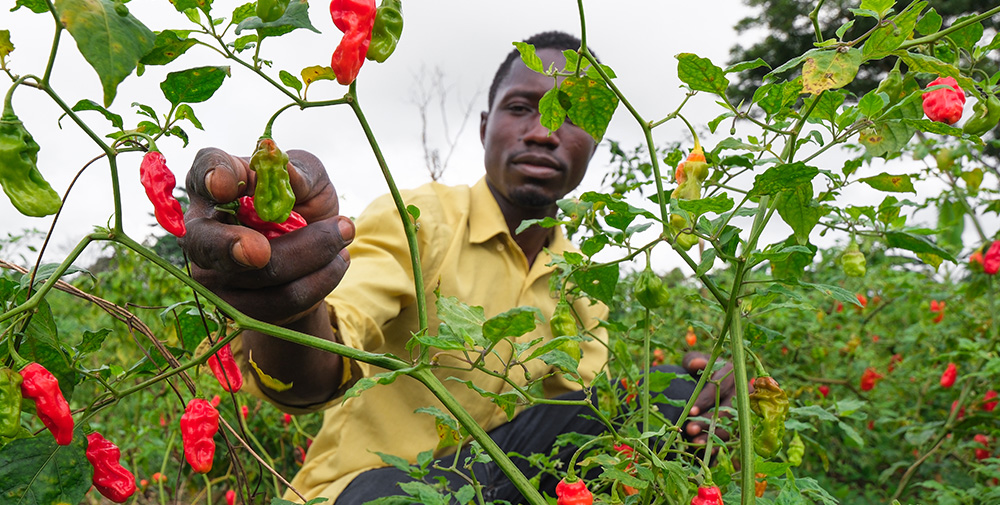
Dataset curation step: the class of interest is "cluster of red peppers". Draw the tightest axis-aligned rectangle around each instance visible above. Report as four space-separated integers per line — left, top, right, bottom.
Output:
180 398 220 473
86 432 137 503
19 362 74 445
206 342 244 392
140 150 186 237
922 76 965 125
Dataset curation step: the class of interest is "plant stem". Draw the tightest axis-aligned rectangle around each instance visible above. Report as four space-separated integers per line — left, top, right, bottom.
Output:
900 6 1000 51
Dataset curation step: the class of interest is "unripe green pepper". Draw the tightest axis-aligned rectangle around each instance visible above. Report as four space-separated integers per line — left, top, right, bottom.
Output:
0 102 61 217
256 0 291 22
787 431 804 466
0 368 23 439
634 268 669 309
749 375 788 459
841 241 866 277
875 61 904 105
365 0 402 63
249 137 294 223
963 94 1000 136
550 301 581 360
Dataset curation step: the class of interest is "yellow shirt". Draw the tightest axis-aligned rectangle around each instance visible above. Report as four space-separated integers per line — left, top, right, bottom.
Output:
244 178 609 502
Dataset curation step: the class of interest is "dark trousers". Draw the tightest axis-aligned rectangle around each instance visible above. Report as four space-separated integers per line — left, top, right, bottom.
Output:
335 365 695 504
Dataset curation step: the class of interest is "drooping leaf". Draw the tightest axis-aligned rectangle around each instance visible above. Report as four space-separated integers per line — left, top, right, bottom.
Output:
571 263 619 307
885 231 956 262
801 48 863 95
140 30 197 66
539 87 569 132
279 70 303 92
175 104 204 130
776 184 825 245
160 66 230 106
559 75 618 142
512 42 544 73
65 99 123 129
11 0 49 13
0 31 13 62
482 306 540 344
56 0 155 106
897 52 977 92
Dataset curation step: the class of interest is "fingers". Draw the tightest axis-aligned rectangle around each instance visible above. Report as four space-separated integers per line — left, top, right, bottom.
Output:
186 148 252 204
682 351 710 372
286 150 339 221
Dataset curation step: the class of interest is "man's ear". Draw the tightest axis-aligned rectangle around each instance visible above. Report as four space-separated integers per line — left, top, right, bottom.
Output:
479 110 489 146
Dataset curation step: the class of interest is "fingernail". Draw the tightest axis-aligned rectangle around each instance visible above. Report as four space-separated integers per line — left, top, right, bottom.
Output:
205 170 217 201
338 218 355 242
232 240 252 267
690 406 700 416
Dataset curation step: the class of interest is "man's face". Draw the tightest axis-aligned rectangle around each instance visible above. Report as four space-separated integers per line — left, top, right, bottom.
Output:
480 48 596 213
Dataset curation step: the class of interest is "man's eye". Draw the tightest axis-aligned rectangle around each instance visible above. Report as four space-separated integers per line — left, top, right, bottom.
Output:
507 103 533 114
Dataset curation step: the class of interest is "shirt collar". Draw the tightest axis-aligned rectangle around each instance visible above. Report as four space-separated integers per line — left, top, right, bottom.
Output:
467 177 572 255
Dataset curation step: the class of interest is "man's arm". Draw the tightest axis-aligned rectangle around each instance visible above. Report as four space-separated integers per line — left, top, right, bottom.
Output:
180 147 355 407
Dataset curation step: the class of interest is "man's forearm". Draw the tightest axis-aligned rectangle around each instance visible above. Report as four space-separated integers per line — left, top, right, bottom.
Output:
242 305 344 407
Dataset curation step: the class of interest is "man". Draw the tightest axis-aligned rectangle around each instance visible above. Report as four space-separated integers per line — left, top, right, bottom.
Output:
181 31 731 503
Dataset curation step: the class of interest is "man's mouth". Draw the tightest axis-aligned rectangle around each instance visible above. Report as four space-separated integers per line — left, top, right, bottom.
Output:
511 153 562 178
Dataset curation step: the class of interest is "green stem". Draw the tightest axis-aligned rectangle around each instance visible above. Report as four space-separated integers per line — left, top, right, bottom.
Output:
809 0 827 44
347 89 429 336
727 279 754 505
900 6 1000 51
41 0 60 84
411 367 546 505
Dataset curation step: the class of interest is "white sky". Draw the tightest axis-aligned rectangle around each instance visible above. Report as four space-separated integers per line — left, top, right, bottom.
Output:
0 1 992 272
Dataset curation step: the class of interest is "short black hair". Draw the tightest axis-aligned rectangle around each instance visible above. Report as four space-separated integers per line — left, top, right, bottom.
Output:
487 31 597 111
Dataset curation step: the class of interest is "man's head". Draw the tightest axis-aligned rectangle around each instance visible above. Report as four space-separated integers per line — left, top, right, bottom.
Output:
481 31 599 217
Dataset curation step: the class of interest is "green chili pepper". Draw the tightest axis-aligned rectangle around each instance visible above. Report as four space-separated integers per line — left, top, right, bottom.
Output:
634 268 669 309
550 300 581 360
366 0 402 63
875 60 903 105
787 431 804 466
962 94 1000 137
841 241 866 277
749 375 789 459
256 0 291 22
249 137 294 223
0 101 61 217
0 368 23 439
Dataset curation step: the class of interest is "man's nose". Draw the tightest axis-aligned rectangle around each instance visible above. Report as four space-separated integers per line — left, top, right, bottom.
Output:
521 117 560 147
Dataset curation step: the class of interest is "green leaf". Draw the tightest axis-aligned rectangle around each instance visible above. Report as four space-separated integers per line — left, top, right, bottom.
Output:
76 328 111 356
279 70 303 92
725 58 770 74
451 378 520 419
885 231 956 262
796 280 866 307
538 87 568 132
231 34 257 53
341 370 407 402
949 14 984 52
168 0 211 12
861 1 925 61
0 433 91 504
435 295 486 347
0 31 13 62
140 30 197 66
11 0 49 13
915 8 942 35
559 75 618 142
482 306 540 344
160 66 230 106
56 0 155 106
902 118 970 138
769 236 818 280
301 65 336 86
175 104 204 130
858 90 888 118
859 0 894 17
65 99 123 129
235 0 319 37
897 52 977 92
231 2 256 25
777 184 825 245
749 162 819 196
859 173 915 193
512 42 544 73
801 48 863 95
571 263 619 307
676 194 734 215
676 53 730 96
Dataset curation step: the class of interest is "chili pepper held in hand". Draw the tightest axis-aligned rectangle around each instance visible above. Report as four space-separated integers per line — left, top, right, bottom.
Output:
555 477 593 505
180 398 220 473
249 138 295 223
86 432 137 503
236 195 306 239
984 241 1000 275
963 93 1000 136
691 486 724 505
139 150 186 237
940 362 957 388
256 0 290 22
206 342 243 393
365 0 402 63
19 362 73 445
922 76 965 125
634 267 669 309
329 0 376 85
0 368 22 439
860 367 882 391
0 100 62 217
749 375 788 458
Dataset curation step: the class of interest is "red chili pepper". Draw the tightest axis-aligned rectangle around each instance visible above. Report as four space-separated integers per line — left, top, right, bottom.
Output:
86 432 137 503
940 362 957 388
283 413 293 427
984 241 1000 275
974 434 990 460
888 353 903 373
241 405 249 419
555 477 593 505
211 394 221 407
235 195 307 239
139 151 186 237
818 385 830 397
922 76 966 125
226 489 237 505
856 293 868 308
19 362 74 445
685 326 697 347
206 342 243 393
329 0 377 85
860 367 883 392
691 485 724 505
929 300 945 324
982 390 998 412
151 472 166 484
180 398 220 473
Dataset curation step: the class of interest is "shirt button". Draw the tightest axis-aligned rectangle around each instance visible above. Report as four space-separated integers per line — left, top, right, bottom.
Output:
496 243 505 252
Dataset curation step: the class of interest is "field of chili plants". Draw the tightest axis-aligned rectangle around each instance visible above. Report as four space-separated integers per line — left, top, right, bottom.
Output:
1 0 999 504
